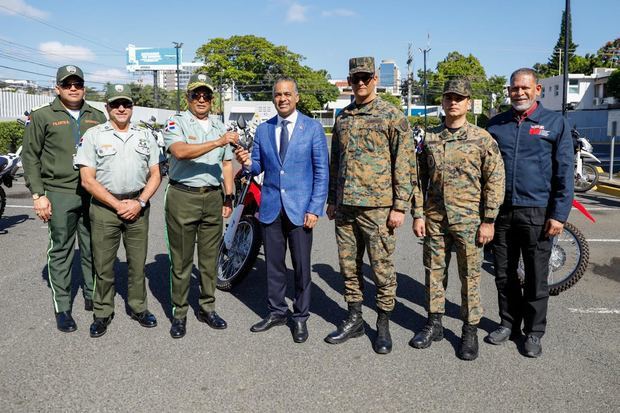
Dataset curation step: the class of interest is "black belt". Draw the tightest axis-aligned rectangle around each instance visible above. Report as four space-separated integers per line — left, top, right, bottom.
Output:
110 190 142 200
169 180 221 193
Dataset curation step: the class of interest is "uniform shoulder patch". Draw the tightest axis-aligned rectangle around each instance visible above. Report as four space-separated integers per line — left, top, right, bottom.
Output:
30 102 51 113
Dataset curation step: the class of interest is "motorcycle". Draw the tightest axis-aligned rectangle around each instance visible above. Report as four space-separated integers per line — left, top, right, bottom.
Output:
216 115 264 291
139 116 168 177
0 118 26 219
517 199 595 295
572 129 601 193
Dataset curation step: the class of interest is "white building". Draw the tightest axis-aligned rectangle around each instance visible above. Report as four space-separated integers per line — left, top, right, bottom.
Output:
156 62 203 92
378 59 401 95
539 68 617 111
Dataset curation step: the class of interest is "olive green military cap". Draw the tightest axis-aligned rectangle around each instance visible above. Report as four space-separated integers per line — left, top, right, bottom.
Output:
349 56 375 75
187 73 214 92
56 65 84 83
105 84 133 103
443 78 472 97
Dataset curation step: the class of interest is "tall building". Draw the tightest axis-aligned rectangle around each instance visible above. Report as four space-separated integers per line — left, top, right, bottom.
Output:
378 59 401 95
156 62 202 91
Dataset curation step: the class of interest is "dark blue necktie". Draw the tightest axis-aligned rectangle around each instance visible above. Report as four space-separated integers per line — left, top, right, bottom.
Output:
279 119 289 162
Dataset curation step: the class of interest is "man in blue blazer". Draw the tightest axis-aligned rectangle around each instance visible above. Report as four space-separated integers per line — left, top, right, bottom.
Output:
235 76 329 343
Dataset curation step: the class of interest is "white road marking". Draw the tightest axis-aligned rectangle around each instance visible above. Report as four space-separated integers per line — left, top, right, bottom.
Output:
568 308 620 314
586 239 620 242
573 207 618 211
5 205 33 209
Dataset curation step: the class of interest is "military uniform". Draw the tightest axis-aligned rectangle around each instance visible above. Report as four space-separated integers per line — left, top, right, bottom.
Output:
414 122 505 324
22 66 106 315
75 120 160 319
328 96 416 312
164 109 233 320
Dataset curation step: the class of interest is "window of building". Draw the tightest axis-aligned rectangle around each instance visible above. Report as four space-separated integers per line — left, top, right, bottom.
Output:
568 79 579 94
541 86 545 98
554 84 559 96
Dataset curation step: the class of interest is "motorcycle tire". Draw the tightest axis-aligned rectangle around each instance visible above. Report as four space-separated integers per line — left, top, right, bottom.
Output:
518 221 589 295
0 186 5 219
216 215 262 291
574 163 599 193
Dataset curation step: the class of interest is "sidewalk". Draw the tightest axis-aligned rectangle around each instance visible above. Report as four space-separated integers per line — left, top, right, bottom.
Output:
595 167 620 197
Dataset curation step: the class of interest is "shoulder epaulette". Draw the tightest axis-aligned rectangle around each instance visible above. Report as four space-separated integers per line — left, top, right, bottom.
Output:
30 102 51 113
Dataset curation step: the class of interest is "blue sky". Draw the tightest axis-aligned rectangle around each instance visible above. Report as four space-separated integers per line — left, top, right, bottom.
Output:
0 0 618 89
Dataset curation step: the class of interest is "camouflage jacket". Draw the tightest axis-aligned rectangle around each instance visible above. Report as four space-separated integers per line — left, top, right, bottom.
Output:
413 122 505 224
328 97 417 211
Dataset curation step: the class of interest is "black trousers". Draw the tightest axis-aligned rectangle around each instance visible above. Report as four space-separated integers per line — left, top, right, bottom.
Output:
493 206 552 337
262 211 313 321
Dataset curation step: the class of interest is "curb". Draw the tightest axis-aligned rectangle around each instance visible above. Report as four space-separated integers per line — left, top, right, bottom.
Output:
594 166 620 197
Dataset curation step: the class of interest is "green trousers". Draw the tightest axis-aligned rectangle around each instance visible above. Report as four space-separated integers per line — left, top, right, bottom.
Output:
45 190 94 313
90 201 150 318
165 185 223 319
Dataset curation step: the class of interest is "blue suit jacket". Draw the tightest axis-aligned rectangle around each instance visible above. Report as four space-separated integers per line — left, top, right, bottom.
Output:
249 112 329 226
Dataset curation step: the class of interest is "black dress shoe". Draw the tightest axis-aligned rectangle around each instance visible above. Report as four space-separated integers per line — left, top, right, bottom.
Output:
292 320 308 343
485 326 521 345
198 310 227 329
524 334 543 358
84 298 93 312
89 314 114 338
55 311 77 333
250 313 287 332
170 317 186 339
130 310 157 328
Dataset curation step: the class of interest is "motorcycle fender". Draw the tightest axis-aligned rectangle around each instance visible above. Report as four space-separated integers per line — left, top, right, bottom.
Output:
224 204 246 249
580 152 601 163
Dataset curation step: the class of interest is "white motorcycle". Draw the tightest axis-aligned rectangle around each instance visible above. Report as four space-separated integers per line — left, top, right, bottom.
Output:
573 129 601 193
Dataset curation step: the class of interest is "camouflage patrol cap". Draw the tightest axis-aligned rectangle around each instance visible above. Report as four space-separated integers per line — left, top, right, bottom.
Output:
443 78 472 97
105 84 133 103
187 73 214 92
56 65 84 83
349 57 375 75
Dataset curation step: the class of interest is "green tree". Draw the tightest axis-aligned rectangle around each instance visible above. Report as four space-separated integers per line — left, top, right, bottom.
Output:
85 86 105 102
194 35 338 114
0 121 25 153
487 75 508 112
607 69 620 99
596 38 620 68
378 93 402 110
546 9 578 76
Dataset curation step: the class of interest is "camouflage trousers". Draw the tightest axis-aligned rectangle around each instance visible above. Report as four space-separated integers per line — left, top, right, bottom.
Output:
335 206 397 311
423 218 483 324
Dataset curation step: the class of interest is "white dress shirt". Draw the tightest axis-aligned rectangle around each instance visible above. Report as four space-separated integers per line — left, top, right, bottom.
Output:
275 110 298 152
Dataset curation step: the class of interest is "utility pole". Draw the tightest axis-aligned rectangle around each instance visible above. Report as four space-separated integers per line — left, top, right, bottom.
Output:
419 34 431 131
153 70 159 107
561 0 570 116
172 41 183 113
406 43 413 118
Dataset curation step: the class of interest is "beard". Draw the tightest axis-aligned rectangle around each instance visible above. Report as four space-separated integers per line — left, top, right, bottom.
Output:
511 99 535 112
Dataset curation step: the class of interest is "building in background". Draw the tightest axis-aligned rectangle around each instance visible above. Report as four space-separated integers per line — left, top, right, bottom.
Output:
539 68 617 111
378 59 401 95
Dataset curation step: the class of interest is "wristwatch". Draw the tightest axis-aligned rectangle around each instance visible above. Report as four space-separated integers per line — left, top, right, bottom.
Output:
482 218 495 224
224 194 235 203
32 193 42 200
138 198 147 208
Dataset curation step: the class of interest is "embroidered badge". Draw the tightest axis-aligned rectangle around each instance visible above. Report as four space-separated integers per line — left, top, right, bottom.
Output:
529 125 550 137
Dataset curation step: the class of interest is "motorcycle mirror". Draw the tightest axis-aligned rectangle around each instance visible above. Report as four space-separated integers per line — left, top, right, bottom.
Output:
237 115 247 130
150 116 156 123
24 111 30 117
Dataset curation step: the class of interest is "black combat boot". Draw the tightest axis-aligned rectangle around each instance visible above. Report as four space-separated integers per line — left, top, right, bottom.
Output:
458 323 479 361
324 302 364 344
373 309 392 354
409 313 443 349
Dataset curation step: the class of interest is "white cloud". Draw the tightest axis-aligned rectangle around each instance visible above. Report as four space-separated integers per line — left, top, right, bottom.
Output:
38 41 96 63
89 69 130 84
0 0 48 19
286 2 307 22
322 8 356 18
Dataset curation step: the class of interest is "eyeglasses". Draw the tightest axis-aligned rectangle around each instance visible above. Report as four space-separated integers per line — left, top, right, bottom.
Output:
190 91 213 101
108 100 133 109
350 73 374 85
59 81 85 90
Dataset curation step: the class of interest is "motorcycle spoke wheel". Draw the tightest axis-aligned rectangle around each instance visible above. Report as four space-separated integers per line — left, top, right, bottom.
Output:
574 164 599 192
216 216 261 291
0 186 5 219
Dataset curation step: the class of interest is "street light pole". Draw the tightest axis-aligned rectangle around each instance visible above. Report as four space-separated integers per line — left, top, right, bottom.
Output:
172 41 183 114
419 40 431 131
561 0 570 117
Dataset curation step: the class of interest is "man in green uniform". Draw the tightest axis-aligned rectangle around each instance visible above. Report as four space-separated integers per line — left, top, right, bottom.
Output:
325 57 417 354
75 84 162 338
22 65 106 333
164 74 239 339
410 79 505 360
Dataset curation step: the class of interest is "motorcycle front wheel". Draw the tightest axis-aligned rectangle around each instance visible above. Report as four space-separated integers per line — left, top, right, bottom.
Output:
518 222 589 295
574 163 599 193
216 215 262 291
0 186 5 219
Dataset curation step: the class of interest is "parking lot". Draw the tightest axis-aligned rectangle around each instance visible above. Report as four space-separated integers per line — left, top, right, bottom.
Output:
0 176 618 412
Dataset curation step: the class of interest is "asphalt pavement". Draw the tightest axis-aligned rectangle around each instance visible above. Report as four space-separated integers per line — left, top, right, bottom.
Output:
0 176 618 412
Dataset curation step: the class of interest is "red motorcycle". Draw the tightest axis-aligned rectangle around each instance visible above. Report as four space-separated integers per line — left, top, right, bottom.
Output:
216 116 263 291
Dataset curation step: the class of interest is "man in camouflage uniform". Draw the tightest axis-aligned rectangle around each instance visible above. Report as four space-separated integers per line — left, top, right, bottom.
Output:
325 56 417 354
22 65 106 333
410 79 505 360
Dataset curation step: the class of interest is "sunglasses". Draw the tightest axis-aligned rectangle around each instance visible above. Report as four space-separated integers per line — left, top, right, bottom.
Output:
190 91 213 101
59 81 85 90
108 100 133 109
350 73 373 84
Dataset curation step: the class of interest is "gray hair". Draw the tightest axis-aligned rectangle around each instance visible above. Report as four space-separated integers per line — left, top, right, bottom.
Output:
510 68 539 85
272 76 299 97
